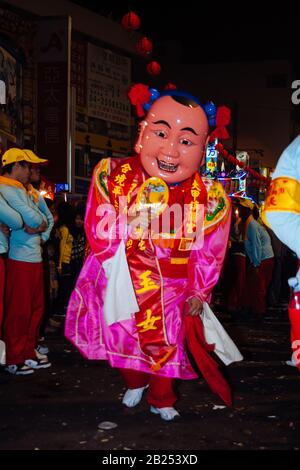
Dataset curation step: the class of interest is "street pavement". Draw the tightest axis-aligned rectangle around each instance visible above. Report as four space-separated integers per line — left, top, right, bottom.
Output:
0 306 300 451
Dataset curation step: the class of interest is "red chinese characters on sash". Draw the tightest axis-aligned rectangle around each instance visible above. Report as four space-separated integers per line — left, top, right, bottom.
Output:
108 158 207 371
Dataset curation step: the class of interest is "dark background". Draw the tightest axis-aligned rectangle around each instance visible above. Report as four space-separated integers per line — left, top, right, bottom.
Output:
70 1 300 65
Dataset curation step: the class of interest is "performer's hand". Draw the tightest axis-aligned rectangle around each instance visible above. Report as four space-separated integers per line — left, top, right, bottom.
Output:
187 297 203 316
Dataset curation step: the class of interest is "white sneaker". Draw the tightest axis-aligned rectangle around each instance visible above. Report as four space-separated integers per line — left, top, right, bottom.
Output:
24 358 51 369
36 344 49 355
150 406 180 421
122 385 149 407
5 363 34 375
286 355 298 367
35 348 48 360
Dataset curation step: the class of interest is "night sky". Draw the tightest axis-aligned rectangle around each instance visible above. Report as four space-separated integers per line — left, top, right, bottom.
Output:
70 1 299 66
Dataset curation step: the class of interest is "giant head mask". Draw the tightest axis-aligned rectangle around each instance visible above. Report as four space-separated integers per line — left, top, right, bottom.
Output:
134 95 209 184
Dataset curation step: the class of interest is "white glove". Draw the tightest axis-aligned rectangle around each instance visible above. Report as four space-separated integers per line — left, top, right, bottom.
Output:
288 266 300 292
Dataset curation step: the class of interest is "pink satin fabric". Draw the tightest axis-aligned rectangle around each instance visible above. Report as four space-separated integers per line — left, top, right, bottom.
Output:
65 158 231 379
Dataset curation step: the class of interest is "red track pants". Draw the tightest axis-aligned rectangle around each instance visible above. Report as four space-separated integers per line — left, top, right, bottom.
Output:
119 368 177 408
4 259 44 365
0 257 5 338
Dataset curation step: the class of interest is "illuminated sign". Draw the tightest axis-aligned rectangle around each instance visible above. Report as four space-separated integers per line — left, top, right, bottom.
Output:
205 139 218 173
55 183 69 193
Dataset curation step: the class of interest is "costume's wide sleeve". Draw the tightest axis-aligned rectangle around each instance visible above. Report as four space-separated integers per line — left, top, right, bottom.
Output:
266 212 300 258
262 135 300 257
84 159 124 263
187 207 231 303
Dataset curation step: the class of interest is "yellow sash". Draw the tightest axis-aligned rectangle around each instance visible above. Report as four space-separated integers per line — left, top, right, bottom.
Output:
262 177 300 226
0 175 27 192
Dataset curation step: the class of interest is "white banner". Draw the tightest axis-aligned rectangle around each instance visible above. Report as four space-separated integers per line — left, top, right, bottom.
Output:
87 44 131 125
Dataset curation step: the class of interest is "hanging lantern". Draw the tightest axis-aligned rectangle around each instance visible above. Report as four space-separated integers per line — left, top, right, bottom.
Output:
147 61 161 76
164 82 177 90
136 37 153 56
121 11 141 31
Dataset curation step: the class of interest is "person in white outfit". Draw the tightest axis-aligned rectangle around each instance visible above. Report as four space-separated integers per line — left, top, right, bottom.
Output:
262 136 300 367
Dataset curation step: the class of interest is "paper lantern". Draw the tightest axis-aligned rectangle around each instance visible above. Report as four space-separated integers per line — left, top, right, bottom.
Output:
136 37 153 56
164 82 177 90
147 61 161 76
121 11 141 31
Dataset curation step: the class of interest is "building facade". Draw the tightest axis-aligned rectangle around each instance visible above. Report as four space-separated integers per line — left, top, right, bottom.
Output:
0 0 142 195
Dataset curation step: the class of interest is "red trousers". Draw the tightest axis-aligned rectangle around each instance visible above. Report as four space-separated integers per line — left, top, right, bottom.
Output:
120 368 177 408
0 257 5 338
246 258 274 316
4 259 44 365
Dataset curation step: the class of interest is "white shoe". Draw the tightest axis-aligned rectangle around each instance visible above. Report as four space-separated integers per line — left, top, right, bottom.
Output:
5 363 34 375
24 358 51 369
35 348 48 360
286 355 298 367
150 406 180 421
122 385 149 408
36 344 49 355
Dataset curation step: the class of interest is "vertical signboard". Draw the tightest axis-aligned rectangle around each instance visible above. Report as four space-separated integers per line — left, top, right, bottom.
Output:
205 139 219 174
37 17 71 185
71 39 87 109
0 46 18 142
87 43 131 126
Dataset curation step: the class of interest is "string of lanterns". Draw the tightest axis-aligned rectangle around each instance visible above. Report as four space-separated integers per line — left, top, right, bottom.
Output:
215 142 271 189
121 10 161 76
121 11 270 190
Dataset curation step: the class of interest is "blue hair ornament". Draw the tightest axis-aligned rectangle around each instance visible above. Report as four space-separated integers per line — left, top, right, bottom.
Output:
142 88 217 126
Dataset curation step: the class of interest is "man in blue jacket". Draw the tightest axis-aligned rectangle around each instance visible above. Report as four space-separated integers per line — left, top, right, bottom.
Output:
0 194 23 337
0 148 51 375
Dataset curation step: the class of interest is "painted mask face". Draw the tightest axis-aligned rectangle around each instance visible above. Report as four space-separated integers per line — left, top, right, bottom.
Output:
135 95 209 183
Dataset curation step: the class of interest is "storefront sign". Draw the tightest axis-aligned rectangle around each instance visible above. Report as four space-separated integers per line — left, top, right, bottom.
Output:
87 44 131 126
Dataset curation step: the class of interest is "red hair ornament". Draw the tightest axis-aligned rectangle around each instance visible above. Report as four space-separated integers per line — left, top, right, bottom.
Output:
128 84 151 117
209 106 231 141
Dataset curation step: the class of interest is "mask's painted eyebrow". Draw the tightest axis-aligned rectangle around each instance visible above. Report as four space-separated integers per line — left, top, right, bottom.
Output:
152 120 171 128
180 127 198 135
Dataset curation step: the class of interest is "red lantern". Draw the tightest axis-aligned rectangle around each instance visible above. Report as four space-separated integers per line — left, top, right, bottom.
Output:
164 82 177 90
121 11 141 31
147 61 161 76
136 37 152 56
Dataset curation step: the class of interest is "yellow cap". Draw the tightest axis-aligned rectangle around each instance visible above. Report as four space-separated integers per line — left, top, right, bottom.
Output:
22 149 48 165
238 198 254 211
2 148 48 166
